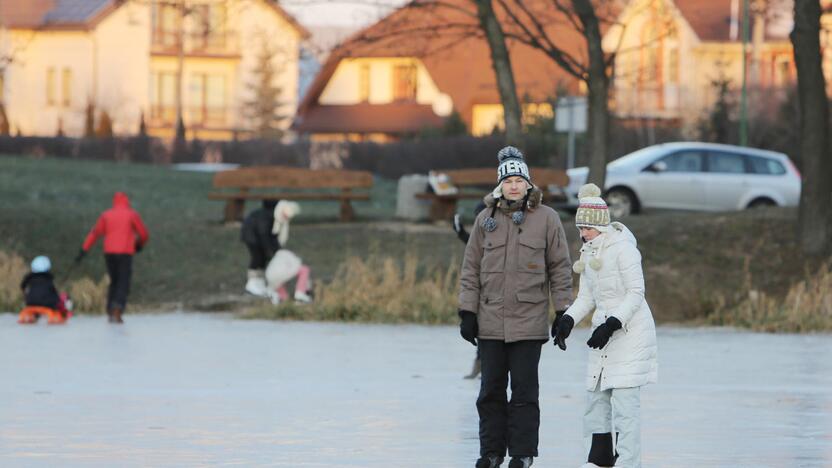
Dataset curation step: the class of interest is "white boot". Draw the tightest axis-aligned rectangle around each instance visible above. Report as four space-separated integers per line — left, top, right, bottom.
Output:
245 270 268 297
294 291 313 304
266 289 281 305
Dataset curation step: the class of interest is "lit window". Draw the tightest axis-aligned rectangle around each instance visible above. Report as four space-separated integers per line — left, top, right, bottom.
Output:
392 63 417 101
46 67 56 106
359 63 370 102
62 68 72 107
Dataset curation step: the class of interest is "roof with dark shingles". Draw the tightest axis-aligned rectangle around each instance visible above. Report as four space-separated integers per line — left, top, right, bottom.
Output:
42 0 111 25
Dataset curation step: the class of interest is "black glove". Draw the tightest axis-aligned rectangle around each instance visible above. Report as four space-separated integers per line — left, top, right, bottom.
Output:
551 310 566 337
459 310 478 346
452 214 470 244
587 317 623 349
74 249 87 263
135 240 144 253
553 313 574 350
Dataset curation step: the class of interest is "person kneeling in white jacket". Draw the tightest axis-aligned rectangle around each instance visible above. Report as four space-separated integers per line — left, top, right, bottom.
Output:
552 184 658 468
264 201 313 305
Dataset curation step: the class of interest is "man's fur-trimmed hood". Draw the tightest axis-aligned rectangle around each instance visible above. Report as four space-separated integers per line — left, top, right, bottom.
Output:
483 185 544 211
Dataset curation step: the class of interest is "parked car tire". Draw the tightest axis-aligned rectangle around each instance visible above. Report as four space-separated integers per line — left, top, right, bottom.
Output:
747 197 776 209
606 187 638 218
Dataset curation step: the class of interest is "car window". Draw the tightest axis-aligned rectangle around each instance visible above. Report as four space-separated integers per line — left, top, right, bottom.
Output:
708 152 746 174
747 155 786 175
657 151 704 172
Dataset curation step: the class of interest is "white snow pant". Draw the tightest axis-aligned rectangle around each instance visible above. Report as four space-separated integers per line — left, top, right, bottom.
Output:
584 384 641 468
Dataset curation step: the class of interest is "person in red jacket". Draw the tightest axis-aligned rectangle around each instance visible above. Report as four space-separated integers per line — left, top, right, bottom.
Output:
76 192 149 323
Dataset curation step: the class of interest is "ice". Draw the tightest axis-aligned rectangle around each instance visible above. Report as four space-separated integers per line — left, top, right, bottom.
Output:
1 314 830 467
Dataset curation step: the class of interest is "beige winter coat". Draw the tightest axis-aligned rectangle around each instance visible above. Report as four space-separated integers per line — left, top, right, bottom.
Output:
459 190 573 343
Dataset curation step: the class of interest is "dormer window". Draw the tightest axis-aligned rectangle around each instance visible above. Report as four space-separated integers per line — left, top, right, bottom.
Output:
392 63 417 101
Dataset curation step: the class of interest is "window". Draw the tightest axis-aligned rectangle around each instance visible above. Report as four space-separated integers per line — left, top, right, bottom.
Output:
150 71 177 122
708 152 746 173
151 2 180 48
748 155 786 175
46 67 56 106
668 48 679 84
189 73 226 125
392 63 417 101
657 151 704 172
62 68 72 107
358 63 370 102
191 3 228 50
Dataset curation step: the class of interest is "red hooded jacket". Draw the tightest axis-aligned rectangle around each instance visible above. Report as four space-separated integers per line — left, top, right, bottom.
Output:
82 192 150 254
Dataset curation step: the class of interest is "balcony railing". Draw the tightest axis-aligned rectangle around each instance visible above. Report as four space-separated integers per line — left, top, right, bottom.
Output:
148 105 229 128
151 30 239 56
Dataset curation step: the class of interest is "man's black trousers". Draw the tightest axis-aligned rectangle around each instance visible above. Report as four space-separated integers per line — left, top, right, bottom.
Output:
477 339 543 458
105 254 133 311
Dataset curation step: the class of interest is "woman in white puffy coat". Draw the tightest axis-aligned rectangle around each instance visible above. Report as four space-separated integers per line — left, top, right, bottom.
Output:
553 183 657 468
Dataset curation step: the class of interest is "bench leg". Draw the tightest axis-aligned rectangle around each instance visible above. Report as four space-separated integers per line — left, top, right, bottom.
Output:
340 200 355 222
429 198 457 222
224 199 245 223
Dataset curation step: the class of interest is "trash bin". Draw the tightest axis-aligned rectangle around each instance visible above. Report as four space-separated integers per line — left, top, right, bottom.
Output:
395 174 431 221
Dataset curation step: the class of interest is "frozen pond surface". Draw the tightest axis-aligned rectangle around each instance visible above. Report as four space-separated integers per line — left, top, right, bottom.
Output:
1 313 831 467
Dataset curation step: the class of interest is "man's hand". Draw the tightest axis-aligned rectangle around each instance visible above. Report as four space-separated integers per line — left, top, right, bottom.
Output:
587 317 623 349
459 310 478 346
553 314 574 351
74 249 86 263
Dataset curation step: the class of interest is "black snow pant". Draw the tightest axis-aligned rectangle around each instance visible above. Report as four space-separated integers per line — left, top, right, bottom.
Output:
105 254 133 311
246 243 270 270
477 339 543 458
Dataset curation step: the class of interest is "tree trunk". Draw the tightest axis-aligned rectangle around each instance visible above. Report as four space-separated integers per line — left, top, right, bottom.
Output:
572 0 609 188
790 0 832 255
474 0 523 147
175 6 186 137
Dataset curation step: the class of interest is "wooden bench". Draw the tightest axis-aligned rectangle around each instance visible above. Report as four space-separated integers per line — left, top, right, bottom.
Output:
415 167 568 221
208 166 373 222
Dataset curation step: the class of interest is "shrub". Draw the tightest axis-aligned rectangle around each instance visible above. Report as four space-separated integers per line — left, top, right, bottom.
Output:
241 254 459 324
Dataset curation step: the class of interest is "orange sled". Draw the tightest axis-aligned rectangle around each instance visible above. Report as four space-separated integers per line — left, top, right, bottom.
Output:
18 306 68 325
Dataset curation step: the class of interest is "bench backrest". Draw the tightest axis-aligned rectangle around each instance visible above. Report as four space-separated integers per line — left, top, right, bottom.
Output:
442 167 568 187
213 166 373 190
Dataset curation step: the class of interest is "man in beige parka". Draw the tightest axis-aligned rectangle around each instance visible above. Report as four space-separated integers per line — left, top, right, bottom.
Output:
458 146 573 468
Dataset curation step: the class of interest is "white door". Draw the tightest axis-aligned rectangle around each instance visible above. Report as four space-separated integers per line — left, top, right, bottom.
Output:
704 151 749 210
636 150 707 209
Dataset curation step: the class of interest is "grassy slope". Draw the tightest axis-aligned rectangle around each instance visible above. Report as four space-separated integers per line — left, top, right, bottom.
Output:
0 156 456 309
0 155 818 321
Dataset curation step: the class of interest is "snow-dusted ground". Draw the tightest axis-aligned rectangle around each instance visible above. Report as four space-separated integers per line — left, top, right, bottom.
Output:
1 313 830 467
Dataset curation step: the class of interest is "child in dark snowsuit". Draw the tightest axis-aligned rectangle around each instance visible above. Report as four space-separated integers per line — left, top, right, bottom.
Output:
18 256 69 324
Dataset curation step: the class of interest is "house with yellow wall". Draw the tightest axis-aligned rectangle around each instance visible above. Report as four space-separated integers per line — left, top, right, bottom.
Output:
294 0 581 142
603 0 799 130
0 0 308 140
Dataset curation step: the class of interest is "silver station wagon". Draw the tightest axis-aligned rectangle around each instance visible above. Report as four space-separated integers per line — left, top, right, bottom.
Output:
565 142 802 218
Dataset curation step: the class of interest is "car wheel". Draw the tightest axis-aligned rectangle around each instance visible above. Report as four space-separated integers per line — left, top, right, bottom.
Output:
747 198 776 209
606 188 636 218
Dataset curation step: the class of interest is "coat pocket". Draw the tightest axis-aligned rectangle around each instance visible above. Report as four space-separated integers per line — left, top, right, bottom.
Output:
518 236 546 273
482 236 507 273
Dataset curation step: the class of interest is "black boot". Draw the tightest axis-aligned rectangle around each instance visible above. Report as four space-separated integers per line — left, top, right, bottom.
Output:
475 455 504 468
587 433 618 467
508 457 533 468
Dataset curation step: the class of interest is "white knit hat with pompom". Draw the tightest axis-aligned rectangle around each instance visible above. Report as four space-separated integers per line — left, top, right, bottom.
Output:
575 183 610 229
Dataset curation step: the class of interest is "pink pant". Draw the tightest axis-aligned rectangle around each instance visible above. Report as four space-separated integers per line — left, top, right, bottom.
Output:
277 265 311 300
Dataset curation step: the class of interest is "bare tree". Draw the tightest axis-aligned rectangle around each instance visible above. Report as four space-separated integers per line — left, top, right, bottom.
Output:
492 0 620 186
473 0 523 145
790 0 831 255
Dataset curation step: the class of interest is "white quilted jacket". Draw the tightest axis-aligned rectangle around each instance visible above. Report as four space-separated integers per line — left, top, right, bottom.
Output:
566 222 658 391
